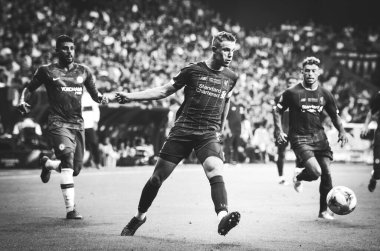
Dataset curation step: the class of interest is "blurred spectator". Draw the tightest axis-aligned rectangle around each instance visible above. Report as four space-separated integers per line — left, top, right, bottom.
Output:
99 137 119 168
12 116 42 149
82 90 102 169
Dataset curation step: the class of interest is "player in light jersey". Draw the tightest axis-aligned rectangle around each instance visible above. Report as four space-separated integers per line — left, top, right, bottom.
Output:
116 31 240 236
273 57 348 220
17 35 108 219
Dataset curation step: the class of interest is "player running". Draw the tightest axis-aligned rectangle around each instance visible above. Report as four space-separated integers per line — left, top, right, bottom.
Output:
273 57 348 220
116 31 241 236
361 91 380 192
17 35 108 219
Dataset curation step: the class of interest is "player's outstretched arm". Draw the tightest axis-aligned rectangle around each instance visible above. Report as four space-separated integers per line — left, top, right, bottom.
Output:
16 87 32 115
115 81 177 104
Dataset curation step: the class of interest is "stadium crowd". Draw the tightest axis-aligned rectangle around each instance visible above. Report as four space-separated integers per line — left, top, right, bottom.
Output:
1 0 379 165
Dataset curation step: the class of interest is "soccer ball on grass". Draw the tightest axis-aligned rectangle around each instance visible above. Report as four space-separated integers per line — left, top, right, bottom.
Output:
326 186 357 215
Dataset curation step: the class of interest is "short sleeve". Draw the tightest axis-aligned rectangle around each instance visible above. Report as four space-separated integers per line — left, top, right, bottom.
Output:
276 90 290 112
172 66 191 90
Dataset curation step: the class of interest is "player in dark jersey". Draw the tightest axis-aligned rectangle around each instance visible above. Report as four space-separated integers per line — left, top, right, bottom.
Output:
115 31 240 236
273 57 348 220
361 91 380 192
17 35 108 219
272 79 303 185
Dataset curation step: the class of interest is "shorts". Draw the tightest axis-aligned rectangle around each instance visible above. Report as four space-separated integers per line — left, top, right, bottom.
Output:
159 129 224 164
47 125 85 172
289 130 333 165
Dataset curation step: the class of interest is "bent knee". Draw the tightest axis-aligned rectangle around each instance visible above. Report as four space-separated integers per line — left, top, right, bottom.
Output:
150 175 163 187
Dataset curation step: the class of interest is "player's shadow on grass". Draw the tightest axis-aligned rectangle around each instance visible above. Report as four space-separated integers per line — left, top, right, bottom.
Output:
313 219 374 229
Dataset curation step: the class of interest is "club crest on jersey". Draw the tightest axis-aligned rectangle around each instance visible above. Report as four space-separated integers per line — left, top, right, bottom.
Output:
76 76 84 84
59 144 65 151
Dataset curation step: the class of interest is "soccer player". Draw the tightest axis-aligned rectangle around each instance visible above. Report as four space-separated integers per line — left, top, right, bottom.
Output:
361 91 380 192
17 35 108 219
115 31 240 236
272 78 301 185
273 57 348 220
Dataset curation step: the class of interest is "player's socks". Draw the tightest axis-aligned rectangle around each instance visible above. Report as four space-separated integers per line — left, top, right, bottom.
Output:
135 212 147 221
60 169 75 213
209 175 228 214
46 159 61 172
217 210 228 221
137 178 161 213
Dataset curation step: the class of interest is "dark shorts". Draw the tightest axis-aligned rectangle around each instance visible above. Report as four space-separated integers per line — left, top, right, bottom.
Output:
289 130 333 165
47 125 85 171
159 129 224 164
374 128 380 147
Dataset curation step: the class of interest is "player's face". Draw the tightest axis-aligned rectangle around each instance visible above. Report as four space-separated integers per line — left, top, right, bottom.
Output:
56 42 75 65
214 41 236 67
302 64 320 86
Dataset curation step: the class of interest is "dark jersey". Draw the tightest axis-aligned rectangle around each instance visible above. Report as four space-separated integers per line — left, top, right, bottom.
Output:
276 83 339 136
370 91 380 125
172 62 238 133
27 63 99 129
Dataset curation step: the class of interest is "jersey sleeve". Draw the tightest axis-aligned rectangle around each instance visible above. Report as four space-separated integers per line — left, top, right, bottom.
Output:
323 89 339 119
26 67 46 92
83 65 100 102
275 90 290 112
226 74 238 99
370 92 380 114
172 65 192 90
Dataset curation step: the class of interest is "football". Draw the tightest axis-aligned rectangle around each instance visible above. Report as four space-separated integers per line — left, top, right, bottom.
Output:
326 186 357 215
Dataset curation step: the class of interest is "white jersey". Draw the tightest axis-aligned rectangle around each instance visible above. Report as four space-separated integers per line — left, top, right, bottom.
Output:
82 91 100 129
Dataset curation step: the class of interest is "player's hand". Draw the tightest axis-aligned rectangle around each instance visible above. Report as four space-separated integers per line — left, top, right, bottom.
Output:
100 94 109 105
276 132 288 145
360 127 369 137
16 101 31 115
115 92 130 104
337 132 348 147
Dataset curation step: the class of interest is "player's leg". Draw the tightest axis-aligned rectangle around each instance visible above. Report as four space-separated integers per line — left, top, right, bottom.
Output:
121 157 179 236
316 156 334 219
276 143 286 184
48 127 82 219
369 129 380 192
72 129 85 177
196 138 240 236
121 137 190 236
291 147 321 192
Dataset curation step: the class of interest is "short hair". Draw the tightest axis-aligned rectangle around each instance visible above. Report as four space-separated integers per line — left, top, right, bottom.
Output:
212 31 236 48
55 35 74 49
302 56 321 67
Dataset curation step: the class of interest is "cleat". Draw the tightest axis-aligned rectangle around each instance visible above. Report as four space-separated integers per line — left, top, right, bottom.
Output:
121 217 146 236
40 156 51 183
318 211 334 220
218 211 240 236
368 177 377 192
66 209 83 220
293 169 303 192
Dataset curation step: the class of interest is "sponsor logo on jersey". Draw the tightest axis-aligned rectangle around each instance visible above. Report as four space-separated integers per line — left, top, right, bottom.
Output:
196 83 226 99
60 86 83 95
